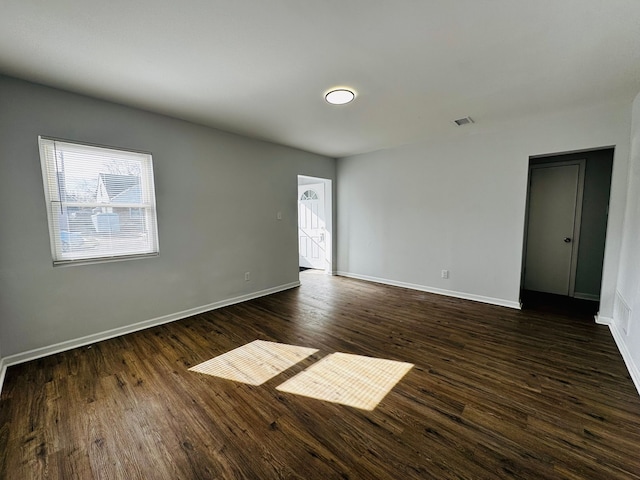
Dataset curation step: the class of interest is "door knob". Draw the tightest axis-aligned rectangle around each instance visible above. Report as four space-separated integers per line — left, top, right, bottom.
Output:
564 237 572 243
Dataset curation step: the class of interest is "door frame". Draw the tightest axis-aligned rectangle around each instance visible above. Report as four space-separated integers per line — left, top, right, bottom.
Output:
298 182 326 270
522 159 586 296
297 175 333 274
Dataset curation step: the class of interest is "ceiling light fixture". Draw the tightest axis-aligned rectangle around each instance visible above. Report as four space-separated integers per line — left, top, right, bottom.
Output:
325 88 355 105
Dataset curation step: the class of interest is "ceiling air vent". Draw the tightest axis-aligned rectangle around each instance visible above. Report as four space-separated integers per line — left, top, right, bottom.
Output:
453 116 474 126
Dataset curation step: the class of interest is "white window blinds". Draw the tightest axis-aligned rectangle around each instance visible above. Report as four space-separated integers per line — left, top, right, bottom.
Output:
38 137 159 265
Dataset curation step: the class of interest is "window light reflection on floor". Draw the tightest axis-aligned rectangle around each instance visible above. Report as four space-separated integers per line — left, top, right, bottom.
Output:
188 340 318 386
276 352 414 411
188 341 413 411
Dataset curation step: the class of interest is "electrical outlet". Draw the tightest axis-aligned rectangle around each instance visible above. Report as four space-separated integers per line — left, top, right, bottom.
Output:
244 271 250 281
277 211 282 220
441 269 449 279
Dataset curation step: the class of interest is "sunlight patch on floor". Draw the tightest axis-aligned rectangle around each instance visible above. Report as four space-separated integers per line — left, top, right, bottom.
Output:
276 352 413 410
189 340 318 385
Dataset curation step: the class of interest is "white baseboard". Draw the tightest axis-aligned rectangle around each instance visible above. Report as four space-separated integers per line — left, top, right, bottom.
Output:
0 281 300 395
0 357 6 397
574 292 600 301
607 321 640 396
336 271 521 310
596 315 612 325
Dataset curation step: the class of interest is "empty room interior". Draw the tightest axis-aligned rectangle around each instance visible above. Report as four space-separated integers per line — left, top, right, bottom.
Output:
2 1 640 479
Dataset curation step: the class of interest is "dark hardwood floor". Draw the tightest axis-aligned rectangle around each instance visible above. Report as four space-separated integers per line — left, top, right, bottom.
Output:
1 272 640 479
520 289 600 318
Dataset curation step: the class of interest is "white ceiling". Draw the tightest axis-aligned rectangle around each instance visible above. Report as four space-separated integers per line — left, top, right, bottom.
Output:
1 0 639 158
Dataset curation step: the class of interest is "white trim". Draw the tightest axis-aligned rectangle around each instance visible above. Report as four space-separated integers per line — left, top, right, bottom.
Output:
0 357 6 397
336 272 521 310
574 292 600 301
595 315 612 325
607 321 640 396
0 281 300 394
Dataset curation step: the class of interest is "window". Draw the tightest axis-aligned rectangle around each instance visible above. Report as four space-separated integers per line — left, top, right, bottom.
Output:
300 189 318 200
38 137 159 265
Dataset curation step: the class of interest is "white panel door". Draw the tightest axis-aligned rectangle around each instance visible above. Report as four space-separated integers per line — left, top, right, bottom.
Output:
298 183 325 269
524 163 582 295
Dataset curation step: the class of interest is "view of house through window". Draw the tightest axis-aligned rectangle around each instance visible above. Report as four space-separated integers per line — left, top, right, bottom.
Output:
38 137 159 264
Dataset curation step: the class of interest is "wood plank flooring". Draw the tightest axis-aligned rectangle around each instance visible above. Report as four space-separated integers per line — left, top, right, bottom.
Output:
1 271 640 479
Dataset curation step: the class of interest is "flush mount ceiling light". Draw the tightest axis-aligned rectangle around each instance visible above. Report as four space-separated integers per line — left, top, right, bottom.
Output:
325 88 355 105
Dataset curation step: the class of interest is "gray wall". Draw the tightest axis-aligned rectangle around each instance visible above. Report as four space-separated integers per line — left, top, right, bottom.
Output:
576 152 614 297
337 101 630 313
615 90 640 386
0 75 335 358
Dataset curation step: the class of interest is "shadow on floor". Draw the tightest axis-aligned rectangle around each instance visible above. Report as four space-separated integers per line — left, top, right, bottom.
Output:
520 290 599 319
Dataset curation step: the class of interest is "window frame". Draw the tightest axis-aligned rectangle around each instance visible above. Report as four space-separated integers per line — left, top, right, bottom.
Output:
38 136 160 266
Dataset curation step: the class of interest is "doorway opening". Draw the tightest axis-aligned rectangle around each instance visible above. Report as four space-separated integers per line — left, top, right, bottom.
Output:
297 175 332 275
520 148 614 316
